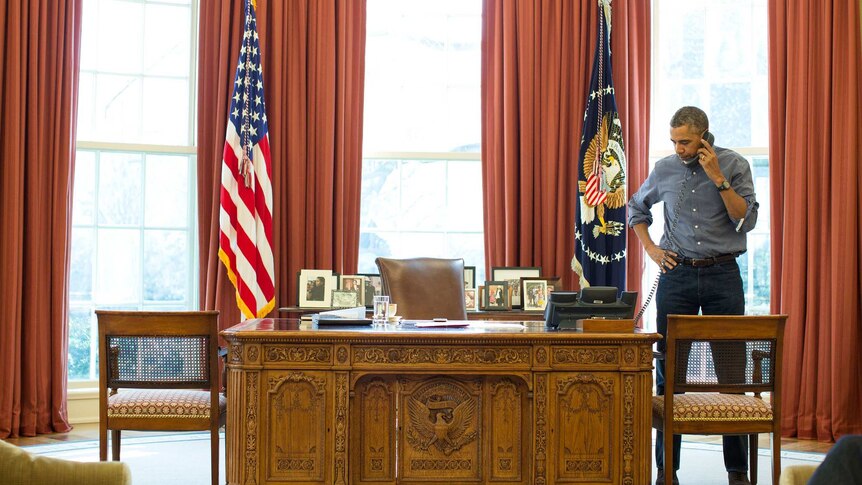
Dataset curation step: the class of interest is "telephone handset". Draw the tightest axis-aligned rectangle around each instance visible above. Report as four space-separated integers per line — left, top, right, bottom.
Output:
684 130 716 165
685 130 715 165
702 130 715 147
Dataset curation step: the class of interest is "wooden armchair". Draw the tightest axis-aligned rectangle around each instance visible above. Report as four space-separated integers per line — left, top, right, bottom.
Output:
96 310 225 485
652 314 787 485
375 257 467 320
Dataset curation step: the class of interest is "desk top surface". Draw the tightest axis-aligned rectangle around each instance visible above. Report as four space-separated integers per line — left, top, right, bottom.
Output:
222 318 660 343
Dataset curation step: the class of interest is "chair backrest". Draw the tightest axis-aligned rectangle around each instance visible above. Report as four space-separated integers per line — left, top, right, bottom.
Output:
665 314 787 397
96 311 220 393
375 257 467 320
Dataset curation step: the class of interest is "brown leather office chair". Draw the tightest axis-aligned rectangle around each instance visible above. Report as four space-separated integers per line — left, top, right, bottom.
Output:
96 310 226 485
652 314 787 485
375 257 468 320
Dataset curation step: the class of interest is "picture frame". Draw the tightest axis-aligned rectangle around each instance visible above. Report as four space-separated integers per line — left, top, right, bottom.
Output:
478 286 485 310
298 269 337 308
464 288 478 311
491 266 541 308
522 279 549 311
484 280 511 310
358 273 383 309
542 276 562 293
463 266 476 289
331 289 360 308
339 275 365 304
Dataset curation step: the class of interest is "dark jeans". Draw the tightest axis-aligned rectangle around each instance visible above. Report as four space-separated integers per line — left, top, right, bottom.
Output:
808 435 862 485
654 260 748 473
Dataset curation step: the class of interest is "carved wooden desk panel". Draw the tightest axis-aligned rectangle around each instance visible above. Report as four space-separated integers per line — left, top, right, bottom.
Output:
222 319 660 485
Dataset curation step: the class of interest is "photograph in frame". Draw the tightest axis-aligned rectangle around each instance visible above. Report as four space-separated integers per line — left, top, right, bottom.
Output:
464 288 478 311
463 266 476 289
484 280 510 310
298 269 336 308
340 275 365 304
358 273 382 308
331 289 360 308
522 279 548 311
491 266 541 308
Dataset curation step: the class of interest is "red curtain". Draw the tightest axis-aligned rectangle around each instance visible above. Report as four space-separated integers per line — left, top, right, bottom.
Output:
480 0 650 293
198 0 366 327
768 0 862 440
0 0 81 438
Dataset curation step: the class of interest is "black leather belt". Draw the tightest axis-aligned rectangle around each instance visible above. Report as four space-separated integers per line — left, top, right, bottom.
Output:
680 253 738 267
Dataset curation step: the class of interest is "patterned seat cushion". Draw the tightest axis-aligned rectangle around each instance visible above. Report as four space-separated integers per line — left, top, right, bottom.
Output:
652 393 773 422
108 389 227 419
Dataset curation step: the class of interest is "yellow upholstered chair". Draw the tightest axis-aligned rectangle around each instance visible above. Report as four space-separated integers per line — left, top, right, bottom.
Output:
652 314 787 485
0 439 131 485
96 310 225 485
779 464 819 485
375 257 468 320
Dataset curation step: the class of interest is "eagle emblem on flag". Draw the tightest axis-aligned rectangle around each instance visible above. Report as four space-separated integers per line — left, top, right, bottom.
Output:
579 112 627 238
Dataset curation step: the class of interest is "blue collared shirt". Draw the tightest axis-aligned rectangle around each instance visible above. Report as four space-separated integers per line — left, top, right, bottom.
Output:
627 147 759 259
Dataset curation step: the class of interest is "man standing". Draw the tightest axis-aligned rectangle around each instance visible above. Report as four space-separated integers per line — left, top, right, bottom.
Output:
628 106 759 485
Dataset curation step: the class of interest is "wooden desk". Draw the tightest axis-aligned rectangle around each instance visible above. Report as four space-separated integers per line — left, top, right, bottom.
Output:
222 319 660 485
278 306 546 321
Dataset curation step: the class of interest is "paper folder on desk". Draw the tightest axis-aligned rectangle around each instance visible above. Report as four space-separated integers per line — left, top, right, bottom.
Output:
311 306 370 325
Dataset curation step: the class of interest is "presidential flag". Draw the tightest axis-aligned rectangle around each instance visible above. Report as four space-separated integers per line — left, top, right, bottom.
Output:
571 0 627 290
219 0 275 319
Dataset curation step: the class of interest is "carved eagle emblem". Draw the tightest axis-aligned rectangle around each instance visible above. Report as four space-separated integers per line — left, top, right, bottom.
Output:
406 397 477 456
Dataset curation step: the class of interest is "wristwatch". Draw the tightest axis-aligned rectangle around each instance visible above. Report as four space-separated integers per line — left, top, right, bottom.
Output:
716 179 731 191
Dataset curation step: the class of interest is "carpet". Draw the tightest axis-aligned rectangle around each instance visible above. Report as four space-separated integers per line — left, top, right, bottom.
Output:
24 433 824 485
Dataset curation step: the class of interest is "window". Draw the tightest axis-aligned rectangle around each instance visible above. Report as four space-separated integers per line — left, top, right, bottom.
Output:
359 0 486 283
69 0 198 381
646 0 770 325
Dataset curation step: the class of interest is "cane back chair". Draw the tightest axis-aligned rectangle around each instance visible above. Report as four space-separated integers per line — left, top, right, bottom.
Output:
96 310 225 485
652 314 787 484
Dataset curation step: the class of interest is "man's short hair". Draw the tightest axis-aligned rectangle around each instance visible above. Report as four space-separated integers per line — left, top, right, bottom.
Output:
670 106 709 132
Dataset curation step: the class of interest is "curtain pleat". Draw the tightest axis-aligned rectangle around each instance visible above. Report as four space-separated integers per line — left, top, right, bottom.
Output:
768 0 862 440
198 0 366 327
480 0 650 293
0 0 81 438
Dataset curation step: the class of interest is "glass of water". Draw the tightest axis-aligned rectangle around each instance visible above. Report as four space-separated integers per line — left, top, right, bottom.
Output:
372 295 390 326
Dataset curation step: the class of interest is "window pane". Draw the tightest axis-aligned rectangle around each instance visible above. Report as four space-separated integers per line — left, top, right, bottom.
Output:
67 308 95 380
142 77 190 144
360 159 401 231
70 228 94 301
446 161 483 231
96 0 144 74
73 151 96 225
143 230 188 302
398 232 447 257
94 73 143 142
399 161 446 231
358 232 397 273
144 4 192 77
96 228 141 303
145 154 189 227
76 73 96 140
99 152 143 225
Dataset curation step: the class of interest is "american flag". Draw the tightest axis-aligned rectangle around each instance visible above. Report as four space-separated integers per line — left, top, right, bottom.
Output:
219 0 275 319
571 0 627 290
